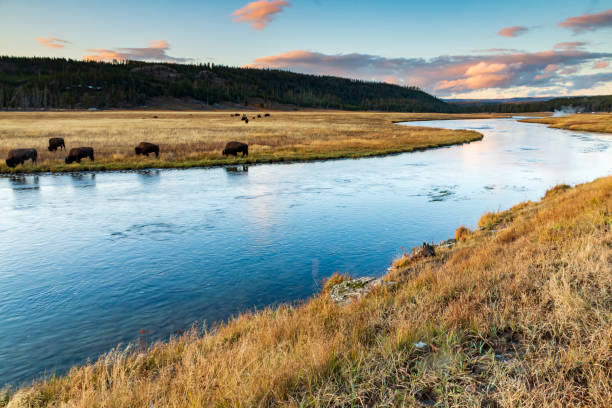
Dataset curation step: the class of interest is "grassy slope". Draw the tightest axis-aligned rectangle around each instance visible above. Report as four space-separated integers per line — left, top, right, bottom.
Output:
0 112 502 174
4 177 611 407
520 113 612 133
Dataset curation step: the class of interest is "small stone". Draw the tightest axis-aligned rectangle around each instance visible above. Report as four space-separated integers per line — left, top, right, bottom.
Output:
414 341 428 350
329 277 396 305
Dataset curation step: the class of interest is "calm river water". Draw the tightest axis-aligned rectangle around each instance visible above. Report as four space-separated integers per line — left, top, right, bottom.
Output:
1 118 611 386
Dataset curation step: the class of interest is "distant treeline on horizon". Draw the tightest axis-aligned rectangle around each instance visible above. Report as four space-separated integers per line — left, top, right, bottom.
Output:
0 56 611 113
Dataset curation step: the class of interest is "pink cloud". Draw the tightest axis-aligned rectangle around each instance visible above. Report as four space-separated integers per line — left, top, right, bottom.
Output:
36 37 70 49
498 26 528 37
593 61 609 69
232 0 290 30
83 40 189 63
247 47 612 96
558 8 612 33
554 41 587 50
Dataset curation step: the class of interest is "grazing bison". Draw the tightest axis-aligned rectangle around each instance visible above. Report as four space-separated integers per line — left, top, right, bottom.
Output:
48 137 66 152
257 114 262 118
241 116 247 121
5 148 37 168
135 142 160 158
65 147 94 164
222 141 248 157
264 113 270 117
244 118 249 124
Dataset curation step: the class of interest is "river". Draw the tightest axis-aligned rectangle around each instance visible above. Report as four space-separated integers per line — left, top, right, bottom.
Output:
0 117 610 386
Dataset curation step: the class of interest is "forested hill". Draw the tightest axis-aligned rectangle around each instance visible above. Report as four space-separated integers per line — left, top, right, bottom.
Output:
0 56 456 112
468 95 612 113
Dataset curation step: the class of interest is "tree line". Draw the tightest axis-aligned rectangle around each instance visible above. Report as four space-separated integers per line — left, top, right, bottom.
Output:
0 57 609 112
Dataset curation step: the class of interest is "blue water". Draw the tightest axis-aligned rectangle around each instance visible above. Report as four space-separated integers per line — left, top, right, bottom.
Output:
0 118 610 387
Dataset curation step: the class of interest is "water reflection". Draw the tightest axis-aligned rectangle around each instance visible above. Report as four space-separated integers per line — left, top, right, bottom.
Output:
137 170 161 185
225 165 249 174
9 175 40 190
70 173 96 188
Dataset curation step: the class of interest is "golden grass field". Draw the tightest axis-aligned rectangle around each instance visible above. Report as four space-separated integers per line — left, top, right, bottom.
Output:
3 176 611 407
520 113 612 133
0 111 507 173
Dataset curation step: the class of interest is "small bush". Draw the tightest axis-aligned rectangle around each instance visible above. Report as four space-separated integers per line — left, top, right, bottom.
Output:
544 184 571 200
322 273 350 292
478 212 502 230
455 225 471 242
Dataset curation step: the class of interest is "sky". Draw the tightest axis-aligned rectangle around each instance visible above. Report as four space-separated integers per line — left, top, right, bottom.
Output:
1 0 611 99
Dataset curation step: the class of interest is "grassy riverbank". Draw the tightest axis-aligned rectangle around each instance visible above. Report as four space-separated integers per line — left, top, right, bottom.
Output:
0 111 506 174
520 113 612 133
4 176 611 407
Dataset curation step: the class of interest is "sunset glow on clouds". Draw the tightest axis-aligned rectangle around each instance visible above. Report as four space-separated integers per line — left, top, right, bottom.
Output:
233 0 290 30
594 61 609 69
83 40 189 63
11 1 611 99
498 26 528 37
36 37 70 49
558 8 612 33
248 48 612 97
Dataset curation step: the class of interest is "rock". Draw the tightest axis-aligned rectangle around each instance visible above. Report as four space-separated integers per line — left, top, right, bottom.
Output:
414 341 429 350
329 277 396 305
412 242 435 259
438 238 456 248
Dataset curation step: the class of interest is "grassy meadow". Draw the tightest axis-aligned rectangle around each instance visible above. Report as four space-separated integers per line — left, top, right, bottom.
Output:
520 113 612 133
3 176 611 407
0 111 507 173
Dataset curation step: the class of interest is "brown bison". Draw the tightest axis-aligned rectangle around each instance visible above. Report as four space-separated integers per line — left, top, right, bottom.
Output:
135 142 160 158
264 113 270 117
48 137 66 152
5 148 37 168
65 147 94 164
222 141 248 157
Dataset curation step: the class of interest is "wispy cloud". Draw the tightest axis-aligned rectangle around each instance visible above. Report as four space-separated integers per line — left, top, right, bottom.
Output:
558 8 612 33
498 26 528 37
472 48 522 54
247 48 612 97
232 0 290 30
36 37 70 49
83 40 190 63
593 60 609 69
554 41 588 50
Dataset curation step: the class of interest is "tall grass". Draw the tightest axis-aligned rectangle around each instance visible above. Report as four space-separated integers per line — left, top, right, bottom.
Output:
0 111 501 173
520 113 612 133
4 176 612 407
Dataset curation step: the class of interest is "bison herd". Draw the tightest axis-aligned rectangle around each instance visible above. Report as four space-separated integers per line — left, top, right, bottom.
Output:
5 137 250 169
4 113 268 168
232 112 271 124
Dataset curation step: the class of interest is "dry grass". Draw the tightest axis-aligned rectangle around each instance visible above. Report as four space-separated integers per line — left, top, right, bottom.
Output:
520 113 612 133
0 111 507 173
455 225 471 242
4 176 612 407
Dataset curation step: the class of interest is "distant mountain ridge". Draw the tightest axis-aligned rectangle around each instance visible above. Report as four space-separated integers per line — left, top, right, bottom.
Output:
446 97 555 104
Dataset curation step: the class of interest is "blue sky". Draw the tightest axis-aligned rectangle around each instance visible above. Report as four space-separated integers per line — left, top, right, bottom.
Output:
1 0 611 98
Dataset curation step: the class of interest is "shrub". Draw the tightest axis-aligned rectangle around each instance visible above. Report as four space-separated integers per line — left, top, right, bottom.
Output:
455 225 471 242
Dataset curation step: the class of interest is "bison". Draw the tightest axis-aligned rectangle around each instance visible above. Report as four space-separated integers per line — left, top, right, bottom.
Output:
48 137 66 152
264 113 270 117
65 147 94 164
5 148 37 168
257 114 262 118
222 141 248 157
135 142 160 158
